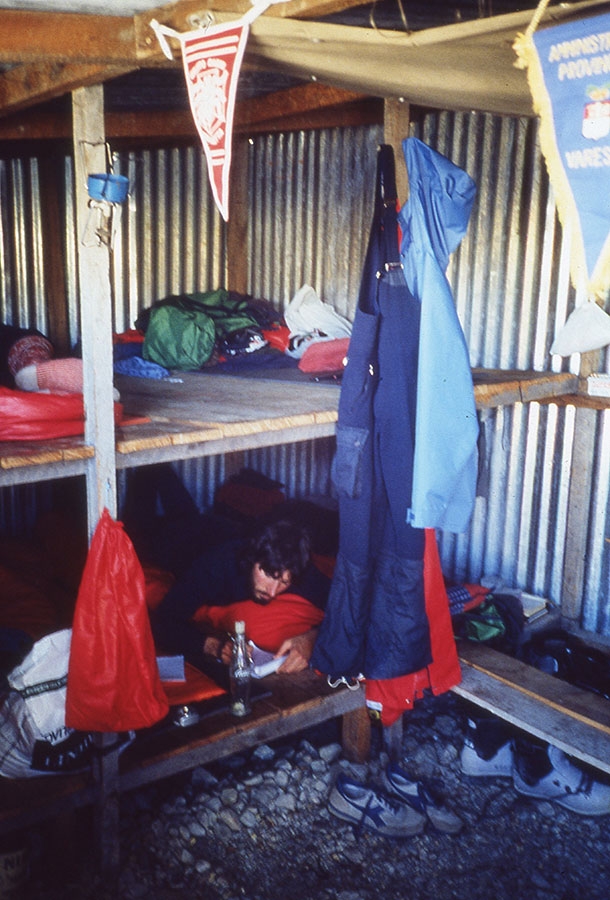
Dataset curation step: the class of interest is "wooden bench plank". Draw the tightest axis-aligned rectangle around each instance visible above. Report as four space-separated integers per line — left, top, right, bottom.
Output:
455 641 610 775
472 369 579 408
119 671 365 793
0 671 366 865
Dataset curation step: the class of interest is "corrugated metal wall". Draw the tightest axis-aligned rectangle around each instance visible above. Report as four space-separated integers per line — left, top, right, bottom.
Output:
0 157 47 335
240 126 382 506
247 127 381 316
2 112 610 636
0 156 55 534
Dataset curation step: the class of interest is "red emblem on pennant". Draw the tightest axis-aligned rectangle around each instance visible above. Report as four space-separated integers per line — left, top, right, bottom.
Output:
181 22 250 221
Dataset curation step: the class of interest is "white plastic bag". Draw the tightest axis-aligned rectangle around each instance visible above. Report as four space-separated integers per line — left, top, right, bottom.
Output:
0 629 94 778
550 301 610 356
284 285 352 341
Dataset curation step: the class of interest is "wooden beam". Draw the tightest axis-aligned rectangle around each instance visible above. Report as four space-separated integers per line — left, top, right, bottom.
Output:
237 96 382 133
559 349 602 624
234 82 368 126
0 106 197 143
38 154 70 357
0 62 133 118
227 132 249 294
0 11 136 66
0 83 381 141
561 406 598 623
135 0 372 61
455 644 610 776
342 706 372 764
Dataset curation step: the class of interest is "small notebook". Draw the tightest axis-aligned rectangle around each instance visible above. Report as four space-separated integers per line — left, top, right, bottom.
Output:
520 592 549 622
157 655 186 682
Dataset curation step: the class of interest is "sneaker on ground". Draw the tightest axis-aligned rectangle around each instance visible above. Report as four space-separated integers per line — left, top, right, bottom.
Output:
328 774 425 838
383 763 463 834
460 739 514 778
513 745 610 816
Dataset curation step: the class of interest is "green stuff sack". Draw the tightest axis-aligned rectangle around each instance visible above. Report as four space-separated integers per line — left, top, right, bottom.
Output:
460 599 506 643
453 593 523 655
143 297 216 370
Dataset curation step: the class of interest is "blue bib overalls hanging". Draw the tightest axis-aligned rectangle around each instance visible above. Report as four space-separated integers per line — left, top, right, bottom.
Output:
311 145 431 681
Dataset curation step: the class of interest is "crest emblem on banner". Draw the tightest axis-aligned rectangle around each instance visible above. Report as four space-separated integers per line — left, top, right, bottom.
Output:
151 3 278 222
515 11 610 300
582 88 610 141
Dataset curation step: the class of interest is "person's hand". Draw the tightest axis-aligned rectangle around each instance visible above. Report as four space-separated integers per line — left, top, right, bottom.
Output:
219 639 232 665
203 635 232 664
275 628 318 674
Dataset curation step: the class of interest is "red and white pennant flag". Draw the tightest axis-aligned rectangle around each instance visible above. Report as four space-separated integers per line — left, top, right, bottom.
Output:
152 2 278 222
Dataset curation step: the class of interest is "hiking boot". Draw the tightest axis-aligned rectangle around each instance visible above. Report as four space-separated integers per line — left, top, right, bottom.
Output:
513 745 610 816
328 774 425 838
460 738 514 777
383 763 463 834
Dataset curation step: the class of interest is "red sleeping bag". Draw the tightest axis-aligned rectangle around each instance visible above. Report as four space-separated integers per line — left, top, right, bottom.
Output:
0 386 122 441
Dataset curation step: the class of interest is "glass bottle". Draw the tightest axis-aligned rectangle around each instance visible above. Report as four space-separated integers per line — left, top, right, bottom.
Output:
230 620 252 717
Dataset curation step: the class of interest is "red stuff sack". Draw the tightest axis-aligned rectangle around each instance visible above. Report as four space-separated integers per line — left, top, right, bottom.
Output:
65 509 169 732
0 387 85 440
297 338 350 376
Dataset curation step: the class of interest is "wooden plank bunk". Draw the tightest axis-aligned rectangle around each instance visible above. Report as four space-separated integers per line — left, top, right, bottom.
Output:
0 368 583 483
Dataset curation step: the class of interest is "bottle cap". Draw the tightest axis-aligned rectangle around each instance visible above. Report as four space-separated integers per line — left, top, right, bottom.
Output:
235 620 246 635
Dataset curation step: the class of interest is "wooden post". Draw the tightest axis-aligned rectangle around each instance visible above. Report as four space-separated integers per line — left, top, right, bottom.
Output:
39 154 70 356
72 85 120 874
92 734 121 874
225 133 250 480
382 718 404 762
226 133 249 295
341 705 371 763
72 85 118 531
561 348 601 622
383 98 411 205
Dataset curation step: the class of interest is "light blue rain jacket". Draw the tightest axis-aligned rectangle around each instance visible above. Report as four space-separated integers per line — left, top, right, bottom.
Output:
399 137 478 533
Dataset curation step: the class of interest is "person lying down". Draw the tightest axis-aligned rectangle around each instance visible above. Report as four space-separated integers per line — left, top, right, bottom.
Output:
150 518 331 685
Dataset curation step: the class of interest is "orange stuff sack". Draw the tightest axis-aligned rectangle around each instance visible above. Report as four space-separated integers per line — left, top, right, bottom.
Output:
65 509 169 732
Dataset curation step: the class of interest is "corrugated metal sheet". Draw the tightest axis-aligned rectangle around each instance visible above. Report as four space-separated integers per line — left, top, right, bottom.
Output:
2 115 610 637
78 147 227 332
0 157 47 334
247 126 382 316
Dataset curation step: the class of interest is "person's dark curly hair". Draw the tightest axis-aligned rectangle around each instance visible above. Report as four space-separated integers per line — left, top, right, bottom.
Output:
241 519 311 584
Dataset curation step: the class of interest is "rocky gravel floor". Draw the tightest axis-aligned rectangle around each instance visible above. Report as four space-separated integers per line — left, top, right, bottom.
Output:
26 692 610 900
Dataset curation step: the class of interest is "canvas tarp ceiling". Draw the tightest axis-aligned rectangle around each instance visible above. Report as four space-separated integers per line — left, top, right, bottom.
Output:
197 0 610 117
